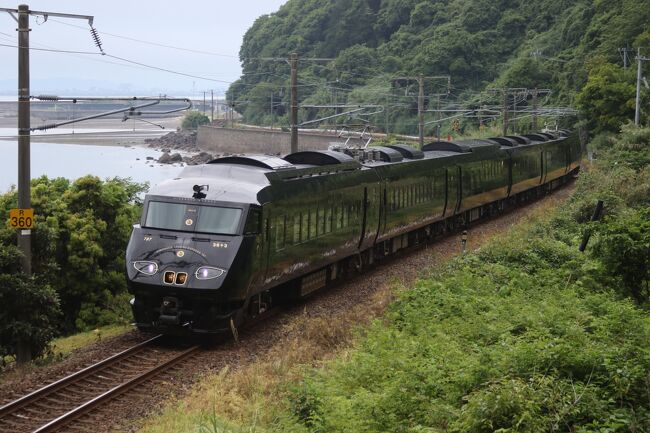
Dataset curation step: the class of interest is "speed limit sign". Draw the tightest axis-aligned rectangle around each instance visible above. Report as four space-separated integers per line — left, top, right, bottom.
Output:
9 208 34 229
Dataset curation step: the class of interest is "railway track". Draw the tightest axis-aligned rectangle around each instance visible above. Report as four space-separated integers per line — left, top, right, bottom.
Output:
0 335 200 433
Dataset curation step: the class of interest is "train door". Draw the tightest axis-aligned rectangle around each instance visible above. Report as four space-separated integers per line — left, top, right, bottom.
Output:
358 187 368 250
506 153 513 197
246 205 269 290
452 166 463 214
541 149 548 184
374 181 387 243
446 166 461 215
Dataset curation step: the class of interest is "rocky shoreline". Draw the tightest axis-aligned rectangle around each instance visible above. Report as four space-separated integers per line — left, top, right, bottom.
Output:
144 130 217 166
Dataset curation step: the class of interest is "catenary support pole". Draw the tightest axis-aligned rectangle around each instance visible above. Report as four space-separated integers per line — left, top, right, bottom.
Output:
636 47 642 126
210 90 214 122
17 4 31 276
502 88 508 136
532 88 538 130
418 76 424 148
290 52 298 153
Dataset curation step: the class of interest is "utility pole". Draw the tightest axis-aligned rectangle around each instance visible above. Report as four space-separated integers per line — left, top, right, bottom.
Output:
384 94 389 135
635 47 649 126
210 90 214 122
230 92 234 128
270 91 274 129
477 94 483 129
619 43 634 69
417 76 425 147
532 88 539 130
290 52 299 153
17 4 30 276
502 88 509 135
393 75 450 147
203 91 206 114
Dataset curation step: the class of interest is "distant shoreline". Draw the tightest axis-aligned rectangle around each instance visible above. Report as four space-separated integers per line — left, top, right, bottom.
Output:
0 116 182 147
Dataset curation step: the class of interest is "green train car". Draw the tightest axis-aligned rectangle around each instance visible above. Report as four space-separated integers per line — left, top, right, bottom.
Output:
126 130 581 334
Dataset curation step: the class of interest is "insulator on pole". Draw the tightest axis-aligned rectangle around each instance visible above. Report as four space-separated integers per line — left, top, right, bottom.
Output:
89 26 105 55
35 95 59 101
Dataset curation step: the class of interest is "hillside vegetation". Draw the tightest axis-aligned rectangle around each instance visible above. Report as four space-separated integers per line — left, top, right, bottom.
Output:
228 0 650 135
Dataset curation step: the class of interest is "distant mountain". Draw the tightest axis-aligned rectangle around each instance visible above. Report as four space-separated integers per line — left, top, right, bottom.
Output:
228 0 649 134
0 77 225 98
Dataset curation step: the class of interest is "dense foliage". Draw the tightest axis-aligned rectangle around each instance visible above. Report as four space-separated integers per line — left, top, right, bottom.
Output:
0 244 60 363
252 126 650 432
182 111 210 130
228 0 650 135
0 176 146 361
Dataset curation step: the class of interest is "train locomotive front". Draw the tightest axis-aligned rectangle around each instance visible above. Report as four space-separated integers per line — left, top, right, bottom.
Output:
126 164 269 334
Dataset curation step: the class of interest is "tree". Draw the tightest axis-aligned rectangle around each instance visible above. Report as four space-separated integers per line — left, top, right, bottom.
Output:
576 59 638 134
182 111 210 130
0 244 60 363
0 176 146 335
593 207 650 304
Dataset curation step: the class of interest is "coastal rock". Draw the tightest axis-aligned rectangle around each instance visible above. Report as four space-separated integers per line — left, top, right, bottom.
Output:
145 131 198 152
158 152 183 164
184 152 215 165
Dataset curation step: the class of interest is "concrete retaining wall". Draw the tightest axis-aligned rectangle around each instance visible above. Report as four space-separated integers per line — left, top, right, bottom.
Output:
197 126 367 155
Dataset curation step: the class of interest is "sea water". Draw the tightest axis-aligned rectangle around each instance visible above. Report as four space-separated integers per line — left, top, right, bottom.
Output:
0 138 183 193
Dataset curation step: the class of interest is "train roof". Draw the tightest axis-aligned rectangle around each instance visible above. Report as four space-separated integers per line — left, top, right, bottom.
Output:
147 131 570 204
147 163 271 204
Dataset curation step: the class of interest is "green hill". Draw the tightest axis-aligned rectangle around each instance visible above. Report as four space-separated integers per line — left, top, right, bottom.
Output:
227 0 649 135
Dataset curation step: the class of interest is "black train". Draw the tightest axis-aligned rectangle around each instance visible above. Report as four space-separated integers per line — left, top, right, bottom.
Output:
126 131 582 334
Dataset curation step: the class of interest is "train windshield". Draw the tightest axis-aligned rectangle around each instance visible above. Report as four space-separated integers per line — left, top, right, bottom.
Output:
145 201 243 235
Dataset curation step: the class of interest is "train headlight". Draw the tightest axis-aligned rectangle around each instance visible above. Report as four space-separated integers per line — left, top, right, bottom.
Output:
133 261 158 276
195 266 225 280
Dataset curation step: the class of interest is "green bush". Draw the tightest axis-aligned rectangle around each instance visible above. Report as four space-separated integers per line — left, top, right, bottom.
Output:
0 244 60 363
182 111 210 130
287 238 650 433
592 207 650 304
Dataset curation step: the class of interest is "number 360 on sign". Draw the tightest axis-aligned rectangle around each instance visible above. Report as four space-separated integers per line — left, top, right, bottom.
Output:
9 208 34 229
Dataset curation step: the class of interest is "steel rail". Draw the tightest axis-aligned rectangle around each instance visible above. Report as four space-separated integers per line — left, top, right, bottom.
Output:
0 334 163 419
31 344 201 433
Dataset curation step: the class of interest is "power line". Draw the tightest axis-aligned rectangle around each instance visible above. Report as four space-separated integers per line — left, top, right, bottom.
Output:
0 41 285 88
0 42 100 55
49 17 240 58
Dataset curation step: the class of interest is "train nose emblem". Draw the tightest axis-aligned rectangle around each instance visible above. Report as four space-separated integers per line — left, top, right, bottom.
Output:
185 218 193 226
176 250 185 258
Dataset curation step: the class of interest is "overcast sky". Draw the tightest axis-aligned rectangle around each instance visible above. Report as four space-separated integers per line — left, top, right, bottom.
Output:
0 0 286 96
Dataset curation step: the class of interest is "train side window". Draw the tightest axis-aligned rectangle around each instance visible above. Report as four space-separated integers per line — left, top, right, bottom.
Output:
244 207 262 234
320 206 326 235
293 213 301 244
302 212 309 241
325 206 332 233
309 206 320 239
274 216 283 251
